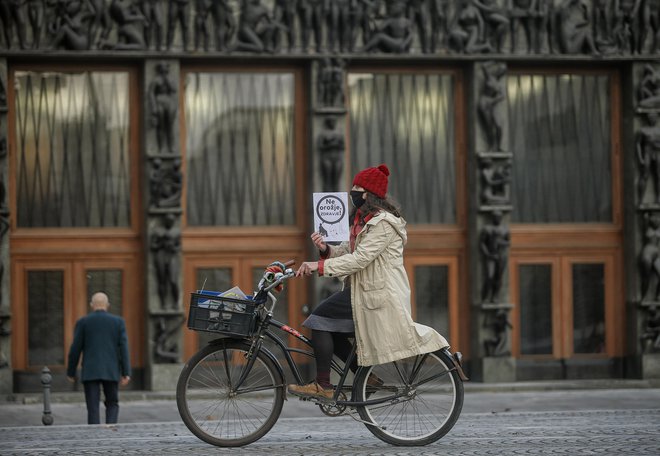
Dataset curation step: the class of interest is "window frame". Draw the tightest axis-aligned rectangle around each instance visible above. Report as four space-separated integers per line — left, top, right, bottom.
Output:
180 64 307 233
511 253 622 360
506 66 623 231
7 63 142 235
346 65 468 230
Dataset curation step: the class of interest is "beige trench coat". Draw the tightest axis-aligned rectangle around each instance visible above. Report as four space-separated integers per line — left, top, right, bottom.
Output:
322 211 449 366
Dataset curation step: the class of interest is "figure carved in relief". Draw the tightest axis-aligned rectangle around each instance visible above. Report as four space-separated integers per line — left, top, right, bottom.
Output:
475 0 509 53
0 74 6 108
480 210 510 303
483 309 512 356
0 132 6 158
167 0 190 51
351 0 377 50
509 0 536 53
0 315 10 368
640 305 660 352
448 0 492 54
639 64 660 109
154 316 184 363
327 0 352 53
318 57 345 107
535 0 554 53
103 0 147 50
298 0 324 53
151 214 181 310
612 0 642 53
478 61 506 152
149 62 178 154
142 0 164 50
159 158 183 208
47 0 94 50
233 0 280 53
637 112 660 204
557 0 598 54
149 158 165 208
641 0 660 54
87 0 113 48
194 0 213 51
27 0 45 49
0 172 6 212
640 213 660 302
407 0 430 53
212 0 235 51
317 117 345 192
360 1 412 53
274 0 297 53
592 0 612 49
480 157 511 205
430 0 448 52
0 134 6 208
149 157 183 208
1 213 10 315
0 0 27 49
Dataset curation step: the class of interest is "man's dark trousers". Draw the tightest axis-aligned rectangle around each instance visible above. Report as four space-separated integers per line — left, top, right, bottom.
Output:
83 380 119 424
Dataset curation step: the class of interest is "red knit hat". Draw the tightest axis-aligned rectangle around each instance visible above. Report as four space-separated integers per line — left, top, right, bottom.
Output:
353 164 390 199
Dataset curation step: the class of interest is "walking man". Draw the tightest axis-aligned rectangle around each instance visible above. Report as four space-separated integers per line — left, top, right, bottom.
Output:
67 292 131 425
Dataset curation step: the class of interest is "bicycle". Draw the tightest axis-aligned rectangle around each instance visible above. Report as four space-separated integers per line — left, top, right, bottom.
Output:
176 260 468 447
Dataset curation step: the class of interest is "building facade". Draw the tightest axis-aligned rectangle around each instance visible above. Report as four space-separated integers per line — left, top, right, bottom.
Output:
0 0 659 393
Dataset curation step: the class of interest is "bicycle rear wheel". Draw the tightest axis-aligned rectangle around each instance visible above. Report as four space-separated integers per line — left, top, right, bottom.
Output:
355 349 464 446
176 339 285 447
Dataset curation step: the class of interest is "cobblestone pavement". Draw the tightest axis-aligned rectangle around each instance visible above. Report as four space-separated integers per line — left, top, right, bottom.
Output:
1 408 659 455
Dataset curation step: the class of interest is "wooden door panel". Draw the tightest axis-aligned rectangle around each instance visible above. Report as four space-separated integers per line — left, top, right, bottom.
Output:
12 258 142 372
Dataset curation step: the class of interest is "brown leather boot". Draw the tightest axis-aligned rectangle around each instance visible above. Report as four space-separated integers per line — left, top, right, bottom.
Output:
287 382 334 399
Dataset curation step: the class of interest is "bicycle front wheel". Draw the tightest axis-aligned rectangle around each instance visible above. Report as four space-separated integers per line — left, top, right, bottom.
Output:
355 349 464 446
176 339 285 447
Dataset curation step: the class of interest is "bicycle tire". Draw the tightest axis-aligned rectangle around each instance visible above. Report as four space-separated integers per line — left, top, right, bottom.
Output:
176 339 285 447
354 349 464 446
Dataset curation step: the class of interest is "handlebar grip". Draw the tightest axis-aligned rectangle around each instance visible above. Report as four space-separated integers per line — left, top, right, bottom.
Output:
284 260 296 267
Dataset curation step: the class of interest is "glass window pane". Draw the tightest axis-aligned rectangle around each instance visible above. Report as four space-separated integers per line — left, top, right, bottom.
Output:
14 71 131 227
195 268 233 347
86 270 123 316
348 73 456 224
572 264 605 354
414 265 449 339
185 72 296 226
519 264 553 355
28 271 64 366
507 73 612 223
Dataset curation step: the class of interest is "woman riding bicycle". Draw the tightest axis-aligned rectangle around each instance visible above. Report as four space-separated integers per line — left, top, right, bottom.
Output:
289 164 450 399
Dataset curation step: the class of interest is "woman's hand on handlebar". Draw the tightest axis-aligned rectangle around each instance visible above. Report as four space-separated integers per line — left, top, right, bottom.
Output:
311 232 328 254
296 261 319 277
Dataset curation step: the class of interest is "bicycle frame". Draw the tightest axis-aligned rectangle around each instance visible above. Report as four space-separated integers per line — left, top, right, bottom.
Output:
206 265 462 409
216 312 454 409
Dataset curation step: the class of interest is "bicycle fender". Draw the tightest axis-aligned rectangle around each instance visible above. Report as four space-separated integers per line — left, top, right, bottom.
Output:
443 348 470 382
257 345 287 388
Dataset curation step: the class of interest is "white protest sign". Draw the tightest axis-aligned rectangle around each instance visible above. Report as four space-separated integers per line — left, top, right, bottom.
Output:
313 192 349 242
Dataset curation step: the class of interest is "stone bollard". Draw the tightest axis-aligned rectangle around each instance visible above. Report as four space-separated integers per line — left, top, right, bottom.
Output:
41 366 53 426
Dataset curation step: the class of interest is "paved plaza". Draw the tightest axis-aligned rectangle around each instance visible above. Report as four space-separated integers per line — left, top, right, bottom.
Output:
1 383 659 455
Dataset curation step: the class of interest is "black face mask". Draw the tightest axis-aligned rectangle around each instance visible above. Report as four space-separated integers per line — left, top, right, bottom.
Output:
350 190 366 208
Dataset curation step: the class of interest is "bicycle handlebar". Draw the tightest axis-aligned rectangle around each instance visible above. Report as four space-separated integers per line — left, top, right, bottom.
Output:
258 260 297 294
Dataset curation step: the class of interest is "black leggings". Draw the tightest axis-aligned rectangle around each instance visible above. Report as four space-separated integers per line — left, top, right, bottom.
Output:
312 329 358 375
